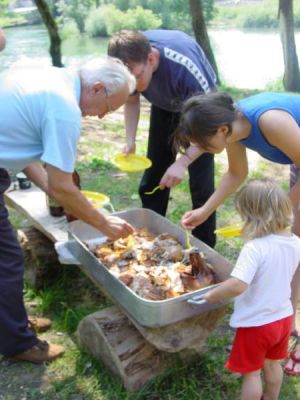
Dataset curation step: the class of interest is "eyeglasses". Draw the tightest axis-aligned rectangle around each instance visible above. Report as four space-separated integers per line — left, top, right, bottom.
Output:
103 87 113 114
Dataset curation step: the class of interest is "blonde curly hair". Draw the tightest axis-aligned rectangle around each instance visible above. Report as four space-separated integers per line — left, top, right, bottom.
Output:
235 178 292 240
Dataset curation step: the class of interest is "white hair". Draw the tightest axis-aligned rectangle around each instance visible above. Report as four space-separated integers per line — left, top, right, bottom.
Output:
79 56 136 95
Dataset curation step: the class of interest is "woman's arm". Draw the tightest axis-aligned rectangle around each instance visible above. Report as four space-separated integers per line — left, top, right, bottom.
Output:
181 142 248 229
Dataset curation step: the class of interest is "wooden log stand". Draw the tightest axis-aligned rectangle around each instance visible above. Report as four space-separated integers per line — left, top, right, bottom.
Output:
77 304 228 391
17 226 61 289
77 306 171 391
5 186 69 288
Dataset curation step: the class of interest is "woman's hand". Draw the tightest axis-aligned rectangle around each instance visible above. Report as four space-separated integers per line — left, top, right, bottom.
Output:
181 207 211 230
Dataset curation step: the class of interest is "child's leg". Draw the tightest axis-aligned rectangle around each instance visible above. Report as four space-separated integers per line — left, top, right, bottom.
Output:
262 359 283 400
241 370 262 400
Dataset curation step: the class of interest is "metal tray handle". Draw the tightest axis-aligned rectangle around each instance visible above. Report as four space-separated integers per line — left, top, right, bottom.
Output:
187 294 208 305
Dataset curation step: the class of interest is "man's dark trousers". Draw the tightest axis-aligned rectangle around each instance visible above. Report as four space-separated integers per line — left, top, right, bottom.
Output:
139 105 216 248
0 169 37 357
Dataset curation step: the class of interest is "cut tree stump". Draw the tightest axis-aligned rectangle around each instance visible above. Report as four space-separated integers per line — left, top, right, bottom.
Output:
17 226 61 289
127 304 229 353
77 306 172 391
77 304 228 391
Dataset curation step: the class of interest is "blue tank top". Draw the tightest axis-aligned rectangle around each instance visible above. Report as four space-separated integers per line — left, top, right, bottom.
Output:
238 92 300 164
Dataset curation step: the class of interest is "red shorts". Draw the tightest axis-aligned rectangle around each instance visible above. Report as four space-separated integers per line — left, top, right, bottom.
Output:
226 315 292 374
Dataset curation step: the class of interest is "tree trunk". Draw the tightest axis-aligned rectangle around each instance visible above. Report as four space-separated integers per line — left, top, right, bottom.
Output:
278 0 300 92
34 0 63 67
189 0 220 84
77 307 172 391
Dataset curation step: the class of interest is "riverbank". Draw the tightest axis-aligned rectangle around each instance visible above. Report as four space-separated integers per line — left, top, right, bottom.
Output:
2 24 298 90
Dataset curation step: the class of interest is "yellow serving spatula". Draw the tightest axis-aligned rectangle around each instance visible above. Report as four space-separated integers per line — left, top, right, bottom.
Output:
214 224 242 238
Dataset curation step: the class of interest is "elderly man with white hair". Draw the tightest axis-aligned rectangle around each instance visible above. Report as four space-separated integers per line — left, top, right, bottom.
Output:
0 57 136 363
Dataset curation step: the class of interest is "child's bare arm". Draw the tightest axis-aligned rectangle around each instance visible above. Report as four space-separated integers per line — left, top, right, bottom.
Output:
203 277 248 304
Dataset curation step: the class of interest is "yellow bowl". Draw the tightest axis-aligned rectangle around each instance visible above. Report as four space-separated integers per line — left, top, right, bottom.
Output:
112 153 152 172
82 191 110 208
214 224 242 238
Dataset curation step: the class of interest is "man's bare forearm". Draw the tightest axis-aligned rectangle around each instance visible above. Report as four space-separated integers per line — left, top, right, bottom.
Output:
23 163 48 193
124 95 140 151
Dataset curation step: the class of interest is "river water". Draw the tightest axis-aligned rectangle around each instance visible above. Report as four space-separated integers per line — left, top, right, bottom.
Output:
2 25 300 89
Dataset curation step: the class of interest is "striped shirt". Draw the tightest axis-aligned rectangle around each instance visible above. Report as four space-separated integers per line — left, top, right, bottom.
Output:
142 29 217 112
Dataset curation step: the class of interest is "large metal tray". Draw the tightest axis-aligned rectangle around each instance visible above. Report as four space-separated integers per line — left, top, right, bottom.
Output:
66 208 233 327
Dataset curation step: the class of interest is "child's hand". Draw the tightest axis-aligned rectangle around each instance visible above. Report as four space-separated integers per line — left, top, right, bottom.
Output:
203 291 216 304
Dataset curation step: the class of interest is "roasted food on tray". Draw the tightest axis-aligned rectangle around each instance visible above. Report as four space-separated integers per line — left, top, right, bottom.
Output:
90 228 219 300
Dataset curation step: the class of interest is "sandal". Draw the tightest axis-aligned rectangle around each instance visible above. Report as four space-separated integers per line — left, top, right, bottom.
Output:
290 335 300 363
283 333 300 376
284 359 300 377
284 358 295 375
291 329 299 338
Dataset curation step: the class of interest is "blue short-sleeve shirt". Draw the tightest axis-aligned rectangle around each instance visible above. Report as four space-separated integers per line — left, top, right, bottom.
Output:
0 66 81 172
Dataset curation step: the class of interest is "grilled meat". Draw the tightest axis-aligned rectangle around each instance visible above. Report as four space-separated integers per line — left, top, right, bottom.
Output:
91 228 217 300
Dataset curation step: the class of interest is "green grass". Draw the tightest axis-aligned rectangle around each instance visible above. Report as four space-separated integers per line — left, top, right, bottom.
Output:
2 86 300 400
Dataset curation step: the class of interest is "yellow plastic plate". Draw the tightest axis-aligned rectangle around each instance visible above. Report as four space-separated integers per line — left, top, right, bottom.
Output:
112 153 152 172
82 191 110 208
214 224 242 238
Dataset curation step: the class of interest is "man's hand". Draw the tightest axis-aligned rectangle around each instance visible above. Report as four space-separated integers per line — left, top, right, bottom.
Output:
101 215 134 240
160 160 187 188
45 164 134 240
181 207 211 230
122 141 136 155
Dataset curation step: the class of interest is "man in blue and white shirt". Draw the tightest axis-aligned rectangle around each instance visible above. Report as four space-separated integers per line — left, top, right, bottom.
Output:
108 30 217 247
0 57 135 364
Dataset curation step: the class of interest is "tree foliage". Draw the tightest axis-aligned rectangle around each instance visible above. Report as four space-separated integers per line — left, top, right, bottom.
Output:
85 4 161 36
94 0 216 27
0 0 12 15
57 0 95 32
